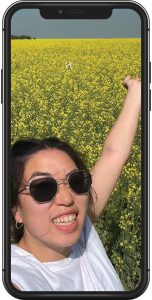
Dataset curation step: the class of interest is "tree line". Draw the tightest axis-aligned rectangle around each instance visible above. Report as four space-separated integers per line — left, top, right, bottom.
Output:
11 35 36 39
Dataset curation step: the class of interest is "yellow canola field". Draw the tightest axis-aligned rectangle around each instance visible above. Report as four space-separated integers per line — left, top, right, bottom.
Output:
11 38 141 290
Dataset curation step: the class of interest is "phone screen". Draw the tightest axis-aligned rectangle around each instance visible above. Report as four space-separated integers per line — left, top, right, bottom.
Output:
4 2 148 297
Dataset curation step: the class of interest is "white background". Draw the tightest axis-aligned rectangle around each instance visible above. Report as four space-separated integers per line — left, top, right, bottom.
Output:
0 0 151 299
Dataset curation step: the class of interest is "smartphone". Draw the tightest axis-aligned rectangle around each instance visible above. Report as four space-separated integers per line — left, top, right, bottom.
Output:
2 1 150 299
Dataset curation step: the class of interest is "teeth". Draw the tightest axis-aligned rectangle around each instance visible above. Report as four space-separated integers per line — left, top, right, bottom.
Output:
52 213 76 225
69 215 73 221
64 216 69 223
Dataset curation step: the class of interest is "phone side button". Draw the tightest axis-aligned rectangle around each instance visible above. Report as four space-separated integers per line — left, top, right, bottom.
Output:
150 62 151 84
149 89 151 111
1 69 3 104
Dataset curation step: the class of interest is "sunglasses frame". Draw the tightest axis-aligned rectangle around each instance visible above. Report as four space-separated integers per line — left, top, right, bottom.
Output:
18 169 92 204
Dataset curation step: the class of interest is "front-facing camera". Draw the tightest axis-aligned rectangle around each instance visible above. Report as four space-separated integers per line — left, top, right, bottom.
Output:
58 9 63 15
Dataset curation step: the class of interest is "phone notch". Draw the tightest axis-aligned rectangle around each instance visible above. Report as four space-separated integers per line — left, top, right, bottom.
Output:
39 6 113 19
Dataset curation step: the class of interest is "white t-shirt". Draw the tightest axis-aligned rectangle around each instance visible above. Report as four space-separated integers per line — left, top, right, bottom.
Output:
11 216 124 291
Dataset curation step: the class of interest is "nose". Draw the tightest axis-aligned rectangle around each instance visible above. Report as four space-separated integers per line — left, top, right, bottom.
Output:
54 182 75 206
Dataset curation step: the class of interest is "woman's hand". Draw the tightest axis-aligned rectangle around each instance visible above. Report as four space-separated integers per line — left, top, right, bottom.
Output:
123 75 141 109
123 75 141 90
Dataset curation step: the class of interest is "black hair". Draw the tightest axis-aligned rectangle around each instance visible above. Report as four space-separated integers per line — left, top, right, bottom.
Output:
11 137 92 243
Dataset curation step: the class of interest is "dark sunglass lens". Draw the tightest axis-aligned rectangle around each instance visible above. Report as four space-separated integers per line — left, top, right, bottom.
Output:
30 177 57 202
69 171 92 194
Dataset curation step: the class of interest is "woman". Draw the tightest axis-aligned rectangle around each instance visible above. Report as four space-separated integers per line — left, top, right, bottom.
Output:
11 75 141 291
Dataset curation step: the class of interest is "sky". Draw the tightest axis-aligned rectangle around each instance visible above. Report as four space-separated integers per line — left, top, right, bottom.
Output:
11 8 141 38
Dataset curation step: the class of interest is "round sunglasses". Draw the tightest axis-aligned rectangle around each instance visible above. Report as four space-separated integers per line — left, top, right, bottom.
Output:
18 170 92 204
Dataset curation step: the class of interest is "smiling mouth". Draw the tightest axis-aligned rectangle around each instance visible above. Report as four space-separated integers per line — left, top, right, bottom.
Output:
52 213 77 226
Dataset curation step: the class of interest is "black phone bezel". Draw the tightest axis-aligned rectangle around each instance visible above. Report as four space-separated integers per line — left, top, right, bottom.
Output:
2 1 150 299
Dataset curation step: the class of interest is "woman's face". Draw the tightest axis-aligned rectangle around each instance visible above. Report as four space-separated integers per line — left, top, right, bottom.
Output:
14 149 89 256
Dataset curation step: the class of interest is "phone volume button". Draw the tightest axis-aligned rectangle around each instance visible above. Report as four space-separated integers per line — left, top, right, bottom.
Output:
149 89 151 111
1 69 3 104
150 62 151 84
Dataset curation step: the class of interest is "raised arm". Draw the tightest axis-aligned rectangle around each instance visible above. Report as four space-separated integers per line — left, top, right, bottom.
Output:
89 75 141 222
